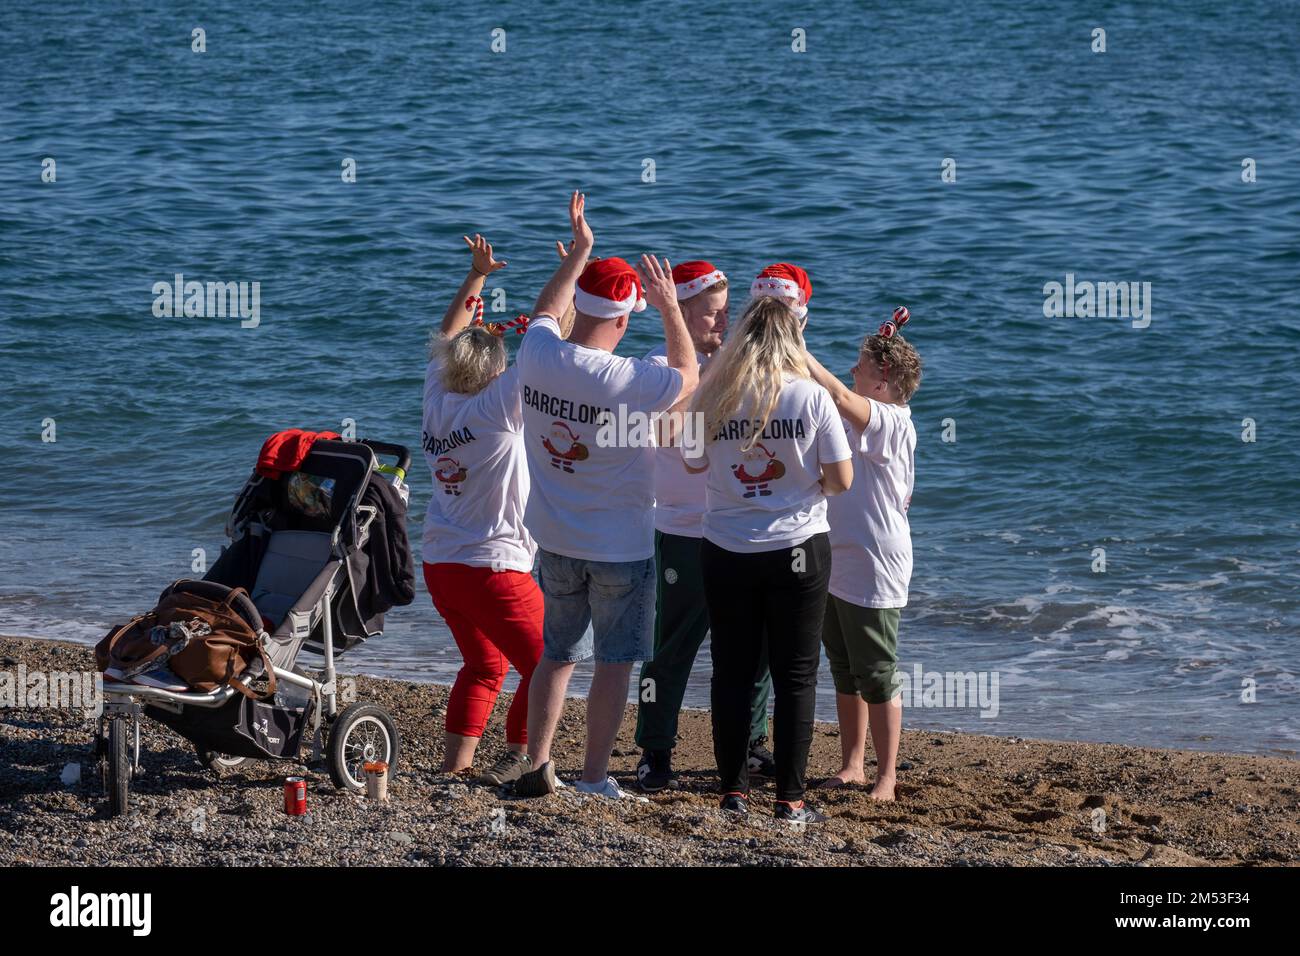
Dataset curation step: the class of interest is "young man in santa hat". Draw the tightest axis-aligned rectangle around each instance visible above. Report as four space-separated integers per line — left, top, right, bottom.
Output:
751 262 813 327
512 192 699 799
634 260 777 793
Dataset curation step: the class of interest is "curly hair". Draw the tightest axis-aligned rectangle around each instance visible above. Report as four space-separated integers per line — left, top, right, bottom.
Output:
860 331 922 403
432 325 507 395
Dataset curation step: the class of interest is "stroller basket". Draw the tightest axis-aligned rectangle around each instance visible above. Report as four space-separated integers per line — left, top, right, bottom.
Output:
146 692 314 761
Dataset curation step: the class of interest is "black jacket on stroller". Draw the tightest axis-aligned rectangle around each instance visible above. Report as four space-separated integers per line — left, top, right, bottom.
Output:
355 473 417 626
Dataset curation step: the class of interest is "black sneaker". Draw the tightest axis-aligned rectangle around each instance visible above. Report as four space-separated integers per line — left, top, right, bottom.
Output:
747 740 776 777
475 750 531 787
636 749 674 793
511 760 559 798
775 800 826 825
719 792 749 815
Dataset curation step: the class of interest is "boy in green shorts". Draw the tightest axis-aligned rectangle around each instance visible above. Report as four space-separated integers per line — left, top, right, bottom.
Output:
804 312 922 801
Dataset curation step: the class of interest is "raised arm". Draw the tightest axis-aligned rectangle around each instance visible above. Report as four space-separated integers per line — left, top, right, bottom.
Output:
637 254 699 403
440 234 507 339
805 349 873 433
533 191 593 319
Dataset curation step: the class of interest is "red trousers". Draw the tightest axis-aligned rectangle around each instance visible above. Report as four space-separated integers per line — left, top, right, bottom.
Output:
423 562 543 745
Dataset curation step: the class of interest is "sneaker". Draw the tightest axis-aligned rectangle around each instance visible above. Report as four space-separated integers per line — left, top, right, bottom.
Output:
635 749 675 793
132 663 190 692
573 776 626 799
512 760 559 798
719 792 749 815
774 800 827 825
747 740 776 777
476 750 532 787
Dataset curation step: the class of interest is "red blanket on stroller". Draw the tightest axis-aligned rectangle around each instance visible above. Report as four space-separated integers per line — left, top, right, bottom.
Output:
256 428 341 479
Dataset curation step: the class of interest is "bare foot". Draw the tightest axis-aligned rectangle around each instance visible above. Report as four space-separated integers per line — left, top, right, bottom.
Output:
817 771 867 789
868 775 897 801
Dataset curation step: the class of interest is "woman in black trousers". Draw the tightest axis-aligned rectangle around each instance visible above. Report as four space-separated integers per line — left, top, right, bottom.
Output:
684 294 852 823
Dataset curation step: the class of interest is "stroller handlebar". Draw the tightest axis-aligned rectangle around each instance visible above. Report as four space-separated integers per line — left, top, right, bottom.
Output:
362 439 411 482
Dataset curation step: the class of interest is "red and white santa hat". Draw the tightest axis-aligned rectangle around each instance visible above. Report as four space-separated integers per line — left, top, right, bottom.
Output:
672 260 727 300
750 262 812 318
574 257 646 319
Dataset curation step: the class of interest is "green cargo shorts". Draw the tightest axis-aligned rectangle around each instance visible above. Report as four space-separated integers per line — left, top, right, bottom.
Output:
821 596 901 704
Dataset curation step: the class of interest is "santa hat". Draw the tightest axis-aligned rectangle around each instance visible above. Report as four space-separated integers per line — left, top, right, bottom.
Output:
672 260 727 301
574 257 646 319
750 263 812 318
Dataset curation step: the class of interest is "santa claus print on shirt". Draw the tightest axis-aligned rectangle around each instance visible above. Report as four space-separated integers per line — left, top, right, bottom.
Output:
434 456 468 496
541 420 590 474
731 442 786 498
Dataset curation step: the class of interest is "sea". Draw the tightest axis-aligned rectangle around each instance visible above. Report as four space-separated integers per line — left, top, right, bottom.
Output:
2 0 1297 754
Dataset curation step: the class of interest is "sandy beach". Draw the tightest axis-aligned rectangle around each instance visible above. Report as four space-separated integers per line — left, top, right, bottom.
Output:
1 635 1296 867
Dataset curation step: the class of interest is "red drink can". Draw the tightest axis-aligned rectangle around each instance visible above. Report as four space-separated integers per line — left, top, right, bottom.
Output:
284 776 307 815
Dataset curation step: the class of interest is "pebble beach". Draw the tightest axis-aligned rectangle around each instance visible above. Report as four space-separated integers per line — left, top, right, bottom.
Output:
2 636 1296 867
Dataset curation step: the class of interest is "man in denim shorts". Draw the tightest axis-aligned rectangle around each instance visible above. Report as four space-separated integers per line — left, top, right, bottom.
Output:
513 192 699 798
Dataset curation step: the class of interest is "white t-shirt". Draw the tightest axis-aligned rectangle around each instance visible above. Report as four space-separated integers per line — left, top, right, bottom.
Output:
827 399 915 607
421 351 536 572
646 344 709 538
684 376 852 553
516 314 683 562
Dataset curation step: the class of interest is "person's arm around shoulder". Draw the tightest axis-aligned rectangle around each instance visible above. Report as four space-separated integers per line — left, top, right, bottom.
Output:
806 348 873 434
440 234 507 339
637 255 699 405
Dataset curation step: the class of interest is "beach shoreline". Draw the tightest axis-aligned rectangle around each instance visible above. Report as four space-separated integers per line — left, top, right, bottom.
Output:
2 636 1296 867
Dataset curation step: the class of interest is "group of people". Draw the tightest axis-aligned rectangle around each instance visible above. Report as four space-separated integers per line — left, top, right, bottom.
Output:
420 192 922 823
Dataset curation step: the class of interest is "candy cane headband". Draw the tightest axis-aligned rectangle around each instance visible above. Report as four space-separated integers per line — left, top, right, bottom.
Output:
466 295 529 337
879 306 910 339
877 306 910 381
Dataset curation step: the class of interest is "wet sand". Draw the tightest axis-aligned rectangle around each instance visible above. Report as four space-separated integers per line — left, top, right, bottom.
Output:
1 635 1296 866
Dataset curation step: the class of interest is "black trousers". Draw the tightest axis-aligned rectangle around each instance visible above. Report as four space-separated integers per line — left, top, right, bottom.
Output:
701 532 831 803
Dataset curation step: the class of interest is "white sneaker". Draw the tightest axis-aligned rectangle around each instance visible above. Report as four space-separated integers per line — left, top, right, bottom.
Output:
573 776 626 799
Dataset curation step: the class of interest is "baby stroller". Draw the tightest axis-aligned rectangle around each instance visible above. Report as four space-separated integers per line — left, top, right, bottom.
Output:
96 436 414 817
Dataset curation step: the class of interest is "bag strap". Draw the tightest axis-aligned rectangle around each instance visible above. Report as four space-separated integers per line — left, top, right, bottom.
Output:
219 586 253 613
223 634 278 702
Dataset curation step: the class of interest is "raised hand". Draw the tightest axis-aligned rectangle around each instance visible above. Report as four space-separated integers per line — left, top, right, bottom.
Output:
569 191 594 254
462 233 507 276
635 254 678 313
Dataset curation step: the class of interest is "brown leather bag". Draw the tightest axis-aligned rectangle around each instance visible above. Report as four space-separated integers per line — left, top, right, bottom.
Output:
96 584 276 700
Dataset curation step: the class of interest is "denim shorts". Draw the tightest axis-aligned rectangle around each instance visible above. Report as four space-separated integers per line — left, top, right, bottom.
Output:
537 549 655 664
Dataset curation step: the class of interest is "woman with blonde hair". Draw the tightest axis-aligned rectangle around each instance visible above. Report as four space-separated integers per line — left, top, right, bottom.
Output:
422 234 543 786
684 293 854 824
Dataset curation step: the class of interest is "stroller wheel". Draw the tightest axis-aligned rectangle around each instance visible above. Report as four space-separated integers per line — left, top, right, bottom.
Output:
196 746 251 775
327 702 399 792
106 718 130 817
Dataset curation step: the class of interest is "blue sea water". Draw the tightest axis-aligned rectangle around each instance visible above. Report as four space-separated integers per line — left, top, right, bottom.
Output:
2 0 1298 755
